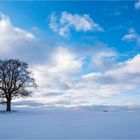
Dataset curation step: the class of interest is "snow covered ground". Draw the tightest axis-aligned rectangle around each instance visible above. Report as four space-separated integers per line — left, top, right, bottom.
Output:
0 106 140 139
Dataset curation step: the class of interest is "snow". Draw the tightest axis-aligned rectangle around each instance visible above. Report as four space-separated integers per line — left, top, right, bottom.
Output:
0 107 140 139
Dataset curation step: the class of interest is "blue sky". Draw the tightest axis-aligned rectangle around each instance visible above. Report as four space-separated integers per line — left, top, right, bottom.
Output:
0 1 139 55
0 1 140 107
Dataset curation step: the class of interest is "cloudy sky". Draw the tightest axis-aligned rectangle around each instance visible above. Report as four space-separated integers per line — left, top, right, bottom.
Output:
0 1 140 107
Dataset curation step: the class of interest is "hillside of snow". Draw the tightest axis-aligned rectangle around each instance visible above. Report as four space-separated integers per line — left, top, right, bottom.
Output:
0 107 140 139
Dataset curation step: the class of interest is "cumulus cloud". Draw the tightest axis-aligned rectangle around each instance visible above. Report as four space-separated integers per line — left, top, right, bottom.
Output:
47 47 83 74
122 28 137 41
49 11 103 36
122 28 140 46
41 52 140 106
30 47 87 107
0 13 35 54
0 12 49 64
29 44 117 107
135 0 140 9
68 42 117 70
89 45 117 70
83 55 140 97
32 47 83 92
106 55 140 80
31 45 140 107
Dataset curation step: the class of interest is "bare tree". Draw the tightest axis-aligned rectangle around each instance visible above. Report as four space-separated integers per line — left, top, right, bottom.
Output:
0 59 36 111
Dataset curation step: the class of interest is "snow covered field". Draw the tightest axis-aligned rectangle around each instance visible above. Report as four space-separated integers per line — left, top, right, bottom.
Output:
0 107 140 139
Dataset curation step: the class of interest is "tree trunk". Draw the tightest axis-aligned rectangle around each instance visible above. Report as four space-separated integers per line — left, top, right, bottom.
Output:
6 99 11 112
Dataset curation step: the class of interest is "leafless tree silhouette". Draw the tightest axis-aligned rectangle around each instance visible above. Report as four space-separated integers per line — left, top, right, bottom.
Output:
0 59 36 111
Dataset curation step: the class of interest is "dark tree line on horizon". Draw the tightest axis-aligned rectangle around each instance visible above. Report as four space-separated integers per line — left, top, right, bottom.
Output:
0 59 36 112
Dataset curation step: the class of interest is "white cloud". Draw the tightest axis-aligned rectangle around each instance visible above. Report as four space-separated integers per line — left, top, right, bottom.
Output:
110 11 121 16
30 46 140 106
31 47 86 107
135 0 140 9
0 13 35 54
70 42 117 70
48 47 83 74
49 11 103 36
0 12 48 64
90 46 117 69
83 55 140 97
31 45 116 106
122 28 137 41
107 54 140 80
33 47 83 88
122 28 140 46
